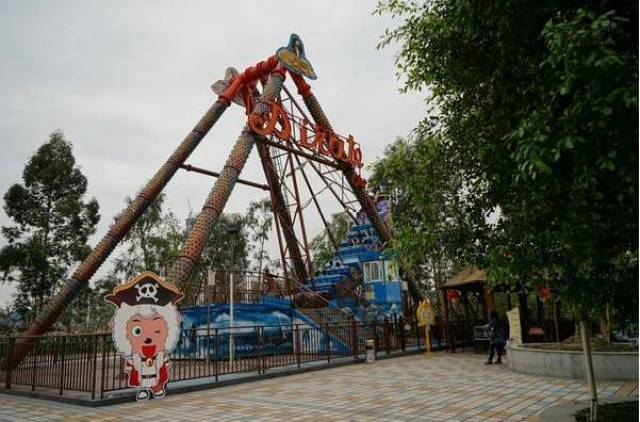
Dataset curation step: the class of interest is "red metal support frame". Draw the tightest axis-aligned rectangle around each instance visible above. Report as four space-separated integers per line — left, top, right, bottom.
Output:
179 163 269 191
270 199 290 282
292 153 341 254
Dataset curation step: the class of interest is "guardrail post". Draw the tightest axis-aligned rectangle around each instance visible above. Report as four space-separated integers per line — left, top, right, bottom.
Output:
58 336 66 395
257 326 263 374
214 328 219 382
371 320 378 359
206 318 211 376
324 323 331 364
91 335 98 399
100 334 107 399
399 317 406 351
384 318 391 355
295 324 301 368
5 337 14 389
351 319 358 362
30 338 38 392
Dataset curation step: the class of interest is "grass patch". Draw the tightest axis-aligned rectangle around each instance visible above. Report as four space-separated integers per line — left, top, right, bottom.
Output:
575 401 638 422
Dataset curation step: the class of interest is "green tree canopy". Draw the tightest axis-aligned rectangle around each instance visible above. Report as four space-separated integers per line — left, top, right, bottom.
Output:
199 213 249 273
375 0 638 322
0 131 100 322
310 211 352 269
369 135 486 289
112 192 183 280
245 198 280 272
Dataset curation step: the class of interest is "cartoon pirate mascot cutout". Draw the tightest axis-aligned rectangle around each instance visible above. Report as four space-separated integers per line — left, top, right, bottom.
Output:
105 272 183 401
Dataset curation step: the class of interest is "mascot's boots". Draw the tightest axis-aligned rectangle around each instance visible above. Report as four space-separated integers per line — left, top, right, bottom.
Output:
136 388 152 401
152 385 166 399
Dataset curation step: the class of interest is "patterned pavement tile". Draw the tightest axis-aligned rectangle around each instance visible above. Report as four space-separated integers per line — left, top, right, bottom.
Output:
0 353 637 421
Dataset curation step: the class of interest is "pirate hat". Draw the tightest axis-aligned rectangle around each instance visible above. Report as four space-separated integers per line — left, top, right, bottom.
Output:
105 271 184 307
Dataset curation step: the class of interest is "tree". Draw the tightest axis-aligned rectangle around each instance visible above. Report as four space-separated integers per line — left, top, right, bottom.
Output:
0 131 100 323
376 1 638 416
245 198 279 272
199 213 250 273
310 212 352 269
369 135 488 290
375 0 637 321
112 192 183 279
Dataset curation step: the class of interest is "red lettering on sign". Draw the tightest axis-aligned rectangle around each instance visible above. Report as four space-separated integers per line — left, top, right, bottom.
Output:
248 101 363 167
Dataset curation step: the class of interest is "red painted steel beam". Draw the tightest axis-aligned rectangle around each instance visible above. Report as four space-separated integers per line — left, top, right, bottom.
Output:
179 163 269 191
261 138 339 169
287 152 314 278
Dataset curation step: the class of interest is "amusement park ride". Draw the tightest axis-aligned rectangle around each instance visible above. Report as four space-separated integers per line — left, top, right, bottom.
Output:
13 34 426 364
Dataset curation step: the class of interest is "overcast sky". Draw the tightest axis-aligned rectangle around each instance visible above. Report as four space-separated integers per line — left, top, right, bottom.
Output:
0 1 426 306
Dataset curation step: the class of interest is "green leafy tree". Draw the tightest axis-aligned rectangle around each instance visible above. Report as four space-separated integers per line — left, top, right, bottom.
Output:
90 274 120 331
310 212 351 269
0 132 100 323
369 135 487 290
245 198 279 272
376 1 638 414
199 213 249 273
375 0 637 324
112 193 183 279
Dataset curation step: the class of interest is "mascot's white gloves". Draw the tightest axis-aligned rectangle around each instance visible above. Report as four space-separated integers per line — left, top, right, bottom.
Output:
132 354 142 371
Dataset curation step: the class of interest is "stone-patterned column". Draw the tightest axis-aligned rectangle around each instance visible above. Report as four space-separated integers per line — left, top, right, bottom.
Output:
165 71 286 289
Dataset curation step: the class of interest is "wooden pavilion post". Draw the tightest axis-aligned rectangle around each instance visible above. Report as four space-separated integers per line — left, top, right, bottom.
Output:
441 287 455 353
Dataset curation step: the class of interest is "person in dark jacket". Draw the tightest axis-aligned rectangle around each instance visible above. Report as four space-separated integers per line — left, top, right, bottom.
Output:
486 310 505 364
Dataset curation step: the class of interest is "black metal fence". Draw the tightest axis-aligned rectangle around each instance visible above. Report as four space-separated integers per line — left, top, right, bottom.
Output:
0 319 426 400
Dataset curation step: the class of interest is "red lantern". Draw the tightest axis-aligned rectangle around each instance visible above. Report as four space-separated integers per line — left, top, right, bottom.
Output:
447 290 460 303
538 287 551 303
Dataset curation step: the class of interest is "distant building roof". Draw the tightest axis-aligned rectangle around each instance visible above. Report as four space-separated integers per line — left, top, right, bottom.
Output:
442 269 487 289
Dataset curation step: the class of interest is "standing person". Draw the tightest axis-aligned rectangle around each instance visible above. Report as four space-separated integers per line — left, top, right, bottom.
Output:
486 310 505 364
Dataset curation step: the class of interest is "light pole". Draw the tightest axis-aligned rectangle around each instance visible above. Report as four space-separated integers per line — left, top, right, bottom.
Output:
226 218 241 370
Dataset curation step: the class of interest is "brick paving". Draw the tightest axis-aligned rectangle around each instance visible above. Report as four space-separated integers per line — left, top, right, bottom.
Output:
0 353 636 421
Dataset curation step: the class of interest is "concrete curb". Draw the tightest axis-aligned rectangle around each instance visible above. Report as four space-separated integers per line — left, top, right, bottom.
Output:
507 344 638 381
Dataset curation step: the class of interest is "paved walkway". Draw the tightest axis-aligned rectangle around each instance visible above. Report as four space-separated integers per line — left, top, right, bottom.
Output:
0 353 636 421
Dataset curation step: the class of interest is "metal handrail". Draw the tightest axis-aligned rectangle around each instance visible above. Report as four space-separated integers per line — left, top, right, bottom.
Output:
197 269 391 322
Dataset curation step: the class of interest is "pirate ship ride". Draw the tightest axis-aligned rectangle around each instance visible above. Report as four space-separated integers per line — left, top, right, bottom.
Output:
13 34 425 365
